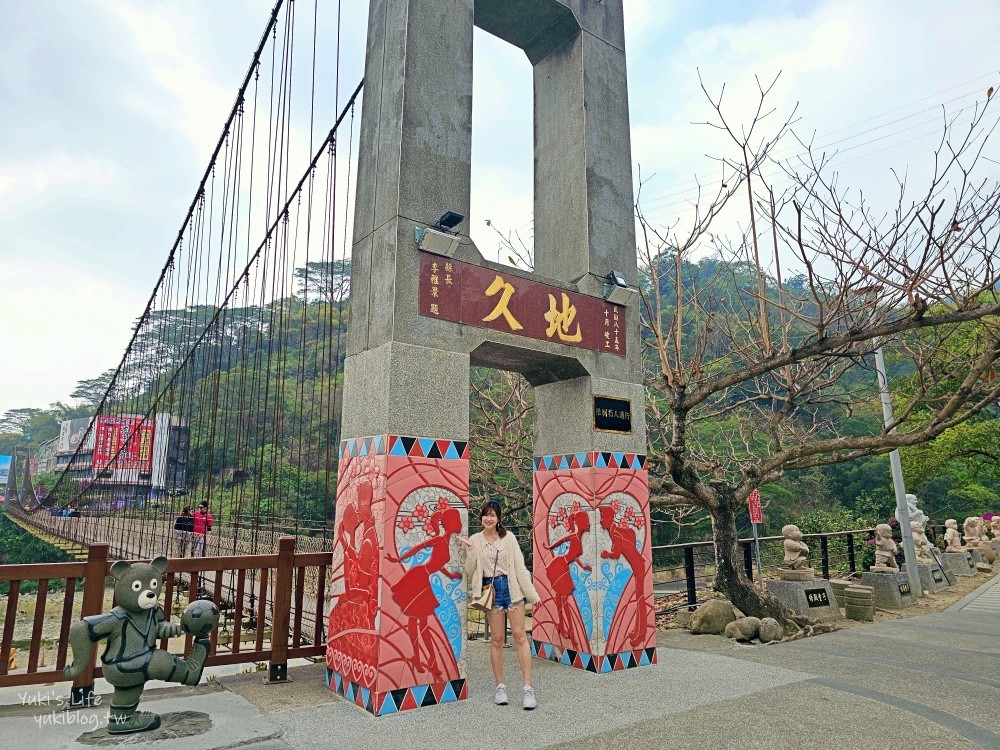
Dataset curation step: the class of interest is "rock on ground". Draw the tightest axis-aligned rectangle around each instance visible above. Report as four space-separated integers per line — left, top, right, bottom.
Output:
734 616 761 641
690 599 737 635
758 617 784 643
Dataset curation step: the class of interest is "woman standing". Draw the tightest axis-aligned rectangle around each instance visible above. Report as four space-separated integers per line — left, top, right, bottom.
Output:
173 506 193 557
192 502 213 557
460 501 540 710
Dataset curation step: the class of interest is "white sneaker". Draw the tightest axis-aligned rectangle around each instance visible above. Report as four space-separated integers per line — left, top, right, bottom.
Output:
495 683 508 705
522 685 536 710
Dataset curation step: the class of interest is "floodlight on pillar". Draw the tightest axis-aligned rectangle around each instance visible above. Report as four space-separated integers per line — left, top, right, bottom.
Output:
434 211 464 232
414 211 464 258
603 270 637 306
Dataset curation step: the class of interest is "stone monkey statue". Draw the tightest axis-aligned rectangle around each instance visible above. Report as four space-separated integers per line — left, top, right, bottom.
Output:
781 525 809 569
943 519 964 552
872 524 899 571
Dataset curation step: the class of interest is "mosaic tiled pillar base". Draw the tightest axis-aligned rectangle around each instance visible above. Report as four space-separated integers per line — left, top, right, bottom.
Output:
326 435 470 716
530 451 655 672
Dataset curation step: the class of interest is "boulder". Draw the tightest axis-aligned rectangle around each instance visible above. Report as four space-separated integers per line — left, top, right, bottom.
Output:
690 599 737 635
674 609 693 629
724 621 741 639
734 616 761 641
758 617 784 643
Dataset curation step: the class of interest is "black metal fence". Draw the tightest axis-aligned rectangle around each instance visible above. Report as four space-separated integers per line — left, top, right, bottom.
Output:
651 528 876 610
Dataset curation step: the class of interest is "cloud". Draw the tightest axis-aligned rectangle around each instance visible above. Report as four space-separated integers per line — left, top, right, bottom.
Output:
0 152 121 211
628 0 1000 253
97 0 239 156
0 260 147 414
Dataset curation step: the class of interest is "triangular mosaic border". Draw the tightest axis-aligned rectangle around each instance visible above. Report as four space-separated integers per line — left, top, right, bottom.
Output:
327 669 467 717
340 435 470 460
532 453 647 471
530 640 657 674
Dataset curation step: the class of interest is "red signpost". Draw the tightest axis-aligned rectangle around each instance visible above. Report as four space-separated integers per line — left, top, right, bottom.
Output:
748 489 764 584
748 489 763 524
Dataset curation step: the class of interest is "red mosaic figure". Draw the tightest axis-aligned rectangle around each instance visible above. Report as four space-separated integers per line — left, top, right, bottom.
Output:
328 483 380 674
387 505 463 679
545 510 591 641
599 504 648 646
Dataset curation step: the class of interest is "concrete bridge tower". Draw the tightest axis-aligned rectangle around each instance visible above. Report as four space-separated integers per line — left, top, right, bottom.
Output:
327 0 651 716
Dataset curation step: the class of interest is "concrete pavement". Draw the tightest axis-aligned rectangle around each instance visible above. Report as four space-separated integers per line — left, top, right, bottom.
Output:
3 573 997 750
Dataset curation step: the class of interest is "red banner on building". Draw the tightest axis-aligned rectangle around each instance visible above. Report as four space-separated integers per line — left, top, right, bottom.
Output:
418 254 626 356
748 489 763 524
93 416 156 473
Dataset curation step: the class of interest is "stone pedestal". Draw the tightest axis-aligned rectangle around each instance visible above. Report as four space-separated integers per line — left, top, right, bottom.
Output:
530 452 656 672
968 548 985 565
990 540 1000 556
860 571 916 610
939 551 977 577
326 436 470 716
778 567 815 581
829 579 852 608
844 584 875 622
903 563 950 594
765 579 843 622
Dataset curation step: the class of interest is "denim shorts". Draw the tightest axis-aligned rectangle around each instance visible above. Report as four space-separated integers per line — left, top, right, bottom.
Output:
483 575 524 611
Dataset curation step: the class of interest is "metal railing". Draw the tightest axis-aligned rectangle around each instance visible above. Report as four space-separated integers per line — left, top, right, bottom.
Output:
651 527 876 611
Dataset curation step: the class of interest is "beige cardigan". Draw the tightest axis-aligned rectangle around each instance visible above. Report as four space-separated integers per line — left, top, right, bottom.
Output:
465 531 540 604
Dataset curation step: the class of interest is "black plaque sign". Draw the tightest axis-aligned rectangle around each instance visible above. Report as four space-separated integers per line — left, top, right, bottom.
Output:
898 581 912 596
593 396 632 434
804 588 830 608
931 569 943 583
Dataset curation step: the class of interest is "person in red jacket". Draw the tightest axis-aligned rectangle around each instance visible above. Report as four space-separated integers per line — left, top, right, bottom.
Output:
192 502 213 557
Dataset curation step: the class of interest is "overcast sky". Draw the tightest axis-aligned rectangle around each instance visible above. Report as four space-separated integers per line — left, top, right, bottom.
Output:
2 0 998 417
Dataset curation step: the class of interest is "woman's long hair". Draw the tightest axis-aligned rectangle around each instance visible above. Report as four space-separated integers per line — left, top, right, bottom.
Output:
479 500 507 538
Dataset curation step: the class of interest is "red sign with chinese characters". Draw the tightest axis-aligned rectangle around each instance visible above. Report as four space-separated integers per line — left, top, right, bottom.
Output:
748 489 763 524
93 416 156 473
418 254 626 356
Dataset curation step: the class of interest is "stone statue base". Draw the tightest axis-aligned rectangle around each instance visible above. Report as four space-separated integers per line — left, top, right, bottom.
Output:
990 540 1000 556
868 564 900 574
777 567 815 581
765 579 842 622
938 551 977 577
967 548 985 565
859 571 915 610
902 562 950 594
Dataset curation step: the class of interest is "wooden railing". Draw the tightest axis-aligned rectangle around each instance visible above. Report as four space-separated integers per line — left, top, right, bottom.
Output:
0 539 328 704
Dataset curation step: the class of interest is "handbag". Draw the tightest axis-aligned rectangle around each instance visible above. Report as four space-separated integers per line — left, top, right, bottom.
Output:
469 549 500 612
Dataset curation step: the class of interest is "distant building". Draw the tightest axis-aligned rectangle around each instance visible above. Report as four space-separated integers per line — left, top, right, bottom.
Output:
33 436 59 474
56 413 189 506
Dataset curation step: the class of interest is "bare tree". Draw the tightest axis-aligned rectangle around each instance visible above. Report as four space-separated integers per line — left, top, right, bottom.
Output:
468 368 535 528
639 73 1000 634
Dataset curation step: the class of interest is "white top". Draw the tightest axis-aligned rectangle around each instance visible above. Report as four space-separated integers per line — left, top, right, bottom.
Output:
464 531 540 604
481 537 509 577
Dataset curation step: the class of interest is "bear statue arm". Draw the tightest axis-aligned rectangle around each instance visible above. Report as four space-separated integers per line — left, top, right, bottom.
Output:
153 605 182 638
64 611 122 679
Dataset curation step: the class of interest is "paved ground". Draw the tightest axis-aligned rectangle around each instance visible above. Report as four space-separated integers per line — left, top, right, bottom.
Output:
3 573 997 750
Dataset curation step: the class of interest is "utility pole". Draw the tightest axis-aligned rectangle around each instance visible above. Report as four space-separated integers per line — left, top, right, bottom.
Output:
873 346 922 596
